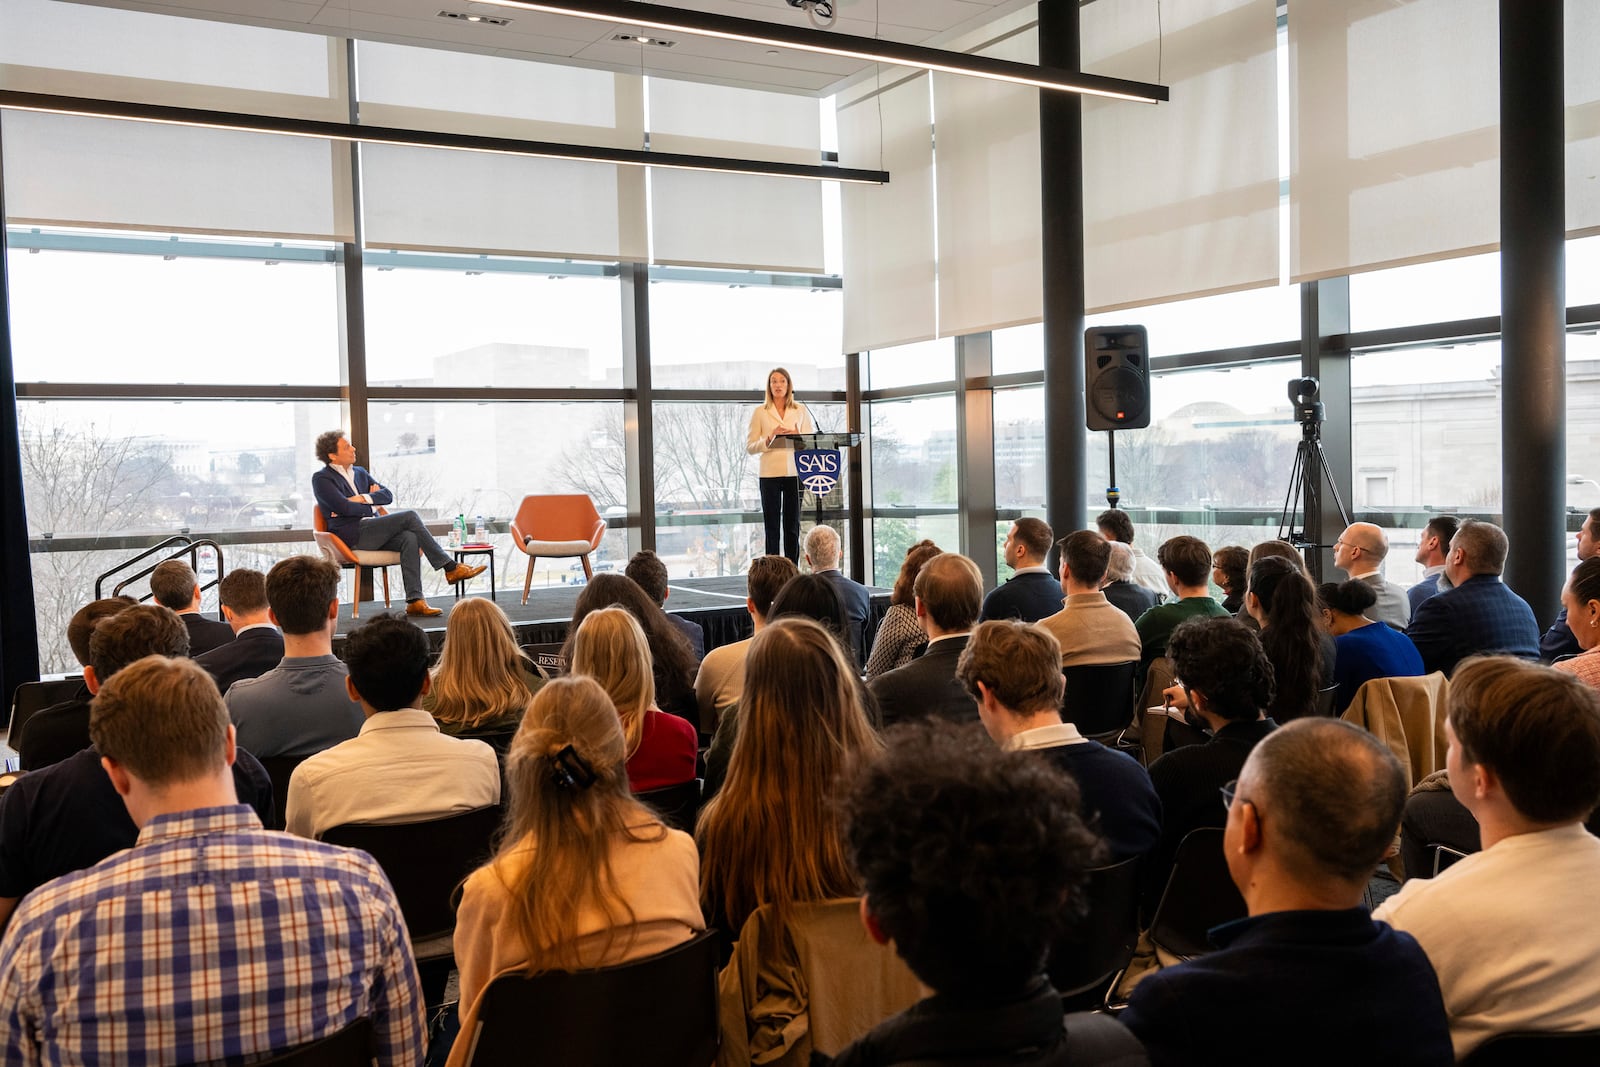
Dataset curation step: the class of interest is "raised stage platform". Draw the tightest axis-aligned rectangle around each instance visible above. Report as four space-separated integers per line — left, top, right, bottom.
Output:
331 574 893 656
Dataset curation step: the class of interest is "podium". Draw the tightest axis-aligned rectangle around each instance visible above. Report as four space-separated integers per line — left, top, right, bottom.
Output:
773 432 863 525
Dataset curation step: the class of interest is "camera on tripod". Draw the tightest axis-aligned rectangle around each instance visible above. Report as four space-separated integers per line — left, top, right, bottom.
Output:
1288 376 1324 436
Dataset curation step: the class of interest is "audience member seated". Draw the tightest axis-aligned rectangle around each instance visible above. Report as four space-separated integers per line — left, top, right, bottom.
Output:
1122 719 1452 1066
1134 536 1229 677
150 557 236 656
1143 617 1278 912
697 618 882 939
0 607 274 931
1240 556 1335 721
807 525 873 663
865 541 941 679
0 656 423 1063
285 614 500 840
626 548 705 663
15 596 133 771
1409 515 1460 616
1553 557 1600 690
570 607 697 794
1318 579 1425 714
958 621 1159 862
870 554 985 728
1542 509 1598 662
1405 520 1540 676
1101 542 1157 624
981 518 1065 624
1211 545 1248 616
694 555 797 726
226 556 363 758
194 568 285 697
1037 530 1141 668
1097 509 1168 597
1375 657 1600 1057
818 720 1147 1067
1332 522 1412 630
1248 539 1308 574
445 676 704 1067
560 573 699 729
422 597 543 740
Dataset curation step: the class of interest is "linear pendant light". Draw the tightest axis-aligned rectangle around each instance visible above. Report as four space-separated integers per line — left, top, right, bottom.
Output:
0 89 892 184
472 0 1169 103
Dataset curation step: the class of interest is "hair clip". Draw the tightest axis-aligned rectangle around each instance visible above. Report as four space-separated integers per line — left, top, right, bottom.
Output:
550 744 598 792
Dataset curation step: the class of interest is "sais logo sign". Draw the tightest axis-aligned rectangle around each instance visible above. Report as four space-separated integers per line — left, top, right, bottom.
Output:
796 449 841 498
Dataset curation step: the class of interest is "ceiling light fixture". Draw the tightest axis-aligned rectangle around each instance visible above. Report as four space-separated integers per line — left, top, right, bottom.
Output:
473 0 1168 102
0 89 890 184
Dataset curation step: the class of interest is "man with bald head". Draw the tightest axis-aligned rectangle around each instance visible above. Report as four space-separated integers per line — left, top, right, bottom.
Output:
1122 718 1452 1066
1333 522 1411 629
1405 520 1539 677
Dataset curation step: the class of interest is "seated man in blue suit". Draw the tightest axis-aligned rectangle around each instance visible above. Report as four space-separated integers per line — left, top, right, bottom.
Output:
804 524 871 664
1406 519 1540 677
980 517 1065 623
310 429 482 618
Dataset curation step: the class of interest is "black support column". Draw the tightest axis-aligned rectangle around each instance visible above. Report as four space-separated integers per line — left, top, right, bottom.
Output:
956 333 998 590
1038 0 1089 539
845 350 867 584
1300 278 1352 584
1500 0 1566 627
620 262 656 554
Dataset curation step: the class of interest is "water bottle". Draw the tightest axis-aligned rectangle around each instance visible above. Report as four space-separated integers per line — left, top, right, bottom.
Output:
474 514 486 542
451 514 463 549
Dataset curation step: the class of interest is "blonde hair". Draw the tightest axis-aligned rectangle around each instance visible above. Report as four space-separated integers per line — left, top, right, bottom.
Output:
570 607 656 757
696 617 882 936
763 366 797 410
493 676 667 974
430 598 538 730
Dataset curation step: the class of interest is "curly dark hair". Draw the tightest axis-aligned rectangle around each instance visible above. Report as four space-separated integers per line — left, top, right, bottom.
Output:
1168 616 1274 722
1212 545 1249 597
1096 509 1135 545
314 429 346 464
890 541 942 607
841 719 1105 997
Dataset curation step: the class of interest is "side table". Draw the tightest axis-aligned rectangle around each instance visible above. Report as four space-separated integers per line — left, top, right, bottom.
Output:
452 545 497 601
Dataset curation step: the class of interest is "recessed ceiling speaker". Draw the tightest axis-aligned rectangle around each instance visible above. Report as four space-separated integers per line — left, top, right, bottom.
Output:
1085 325 1151 431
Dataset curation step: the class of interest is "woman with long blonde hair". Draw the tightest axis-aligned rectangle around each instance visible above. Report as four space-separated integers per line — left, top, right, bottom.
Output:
424 597 542 738
447 676 704 1066
696 616 883 938
570 607 697 792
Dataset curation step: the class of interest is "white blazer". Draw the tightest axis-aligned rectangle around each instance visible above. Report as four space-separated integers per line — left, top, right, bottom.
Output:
745 401 815 478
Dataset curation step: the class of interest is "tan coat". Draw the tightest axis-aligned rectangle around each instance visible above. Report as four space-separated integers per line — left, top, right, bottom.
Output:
1341 671 1451 791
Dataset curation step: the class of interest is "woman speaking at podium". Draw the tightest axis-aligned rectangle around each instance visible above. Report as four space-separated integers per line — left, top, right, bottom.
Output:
746 366 814 563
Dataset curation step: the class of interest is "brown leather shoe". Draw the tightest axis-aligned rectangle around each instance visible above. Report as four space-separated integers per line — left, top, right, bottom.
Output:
445 562 487 584
405 599 443 617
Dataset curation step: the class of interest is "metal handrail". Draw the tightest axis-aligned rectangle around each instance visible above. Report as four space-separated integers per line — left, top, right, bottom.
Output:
94 536 227 615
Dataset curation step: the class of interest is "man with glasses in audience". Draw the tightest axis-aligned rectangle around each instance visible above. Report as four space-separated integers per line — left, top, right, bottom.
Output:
1122 719 1452 1066
1332 522 1411 630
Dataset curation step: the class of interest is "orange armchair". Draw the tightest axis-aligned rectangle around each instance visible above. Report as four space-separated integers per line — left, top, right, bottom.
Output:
311 505 402 618
509 494 607 605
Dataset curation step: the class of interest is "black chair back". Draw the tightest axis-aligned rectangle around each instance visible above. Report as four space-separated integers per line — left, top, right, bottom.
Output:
1062 661 1139 738
463 930 720 1067
1461 1028 1600 1066
1315 683 1339 717
7 677 84 742
321 805 503 942
637 778 703 833
258 1017 374 1066
1148 827 1246 960
456 726 520 756
521 643 568 677
257 755 310 832
1047 855 1140 1009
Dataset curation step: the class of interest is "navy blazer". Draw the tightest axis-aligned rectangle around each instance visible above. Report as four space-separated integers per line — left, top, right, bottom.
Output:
311 464 395 546
980 571 1066 623
181 612 236 657
869 635 978 729
819 569 872 663
1405 573 1540 677
195 626 286 697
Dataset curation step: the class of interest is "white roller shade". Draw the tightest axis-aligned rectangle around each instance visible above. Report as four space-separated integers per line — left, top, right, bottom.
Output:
838 74 937 353
1290 0 1499 282
932 29 1043 337
1083 0 1279 311
1566 0 1600 236
648 79 824 273
2 111 352 241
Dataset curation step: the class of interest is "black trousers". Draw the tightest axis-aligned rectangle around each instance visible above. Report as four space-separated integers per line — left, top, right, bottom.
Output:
759 476 801 563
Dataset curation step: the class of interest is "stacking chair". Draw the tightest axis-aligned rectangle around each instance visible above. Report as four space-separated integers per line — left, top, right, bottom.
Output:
1047 855 1140 1011
509 495 607 605
637 778 704 833
7 676 84 745
1315 682 1340 717
257 754 310 832
311 506 401 619
461 930 720 1066
1061 660 1139 743
1461 1029 1600 1066
258 1017 374 1066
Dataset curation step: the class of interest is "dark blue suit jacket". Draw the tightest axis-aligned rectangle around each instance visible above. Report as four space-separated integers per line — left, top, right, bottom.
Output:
195 625 286 697
1542 606 1582 662
980 571 1066 623
818 569 871 663
311 464 394 546
1405 573 1540 676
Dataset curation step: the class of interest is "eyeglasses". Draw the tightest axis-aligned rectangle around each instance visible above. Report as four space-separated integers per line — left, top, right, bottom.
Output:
1220 779 1239 814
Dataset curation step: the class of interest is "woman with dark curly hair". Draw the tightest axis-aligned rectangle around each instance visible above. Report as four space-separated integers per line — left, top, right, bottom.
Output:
864 540 941 679
559 572 699 730
1211 545 1249 615
1318 579 1424 713
1243 555 1335 721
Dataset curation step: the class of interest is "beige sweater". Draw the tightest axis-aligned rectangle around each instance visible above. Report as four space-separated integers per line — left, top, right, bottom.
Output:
746 402 815 479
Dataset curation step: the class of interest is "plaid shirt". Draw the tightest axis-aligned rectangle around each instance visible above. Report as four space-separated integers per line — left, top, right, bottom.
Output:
0 805 425 1066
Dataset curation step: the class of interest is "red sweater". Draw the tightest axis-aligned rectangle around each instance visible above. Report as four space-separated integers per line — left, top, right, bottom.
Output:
625 709 697 793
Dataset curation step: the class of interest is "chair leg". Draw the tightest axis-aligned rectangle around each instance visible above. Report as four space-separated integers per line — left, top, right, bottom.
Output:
352 567 362 620
522 556 536 606
381 568 391 608
581 554 594 580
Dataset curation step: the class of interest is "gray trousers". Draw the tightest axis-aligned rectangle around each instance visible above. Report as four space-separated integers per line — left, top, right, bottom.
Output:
354 509 452 601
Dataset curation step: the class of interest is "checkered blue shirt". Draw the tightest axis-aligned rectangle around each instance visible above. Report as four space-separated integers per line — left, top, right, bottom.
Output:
0 805 425 1066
